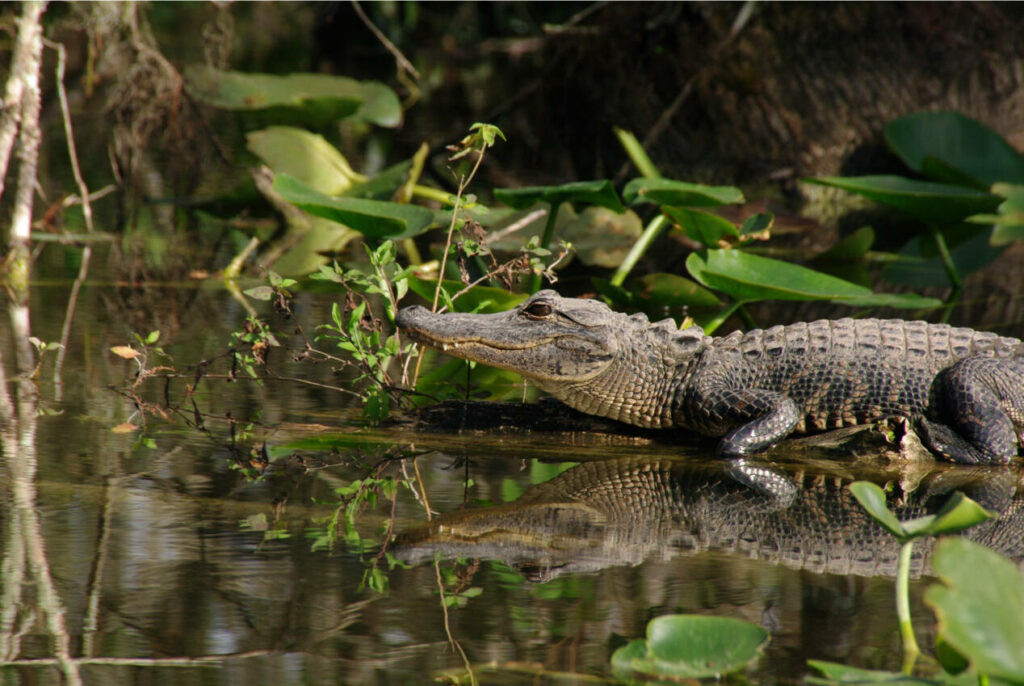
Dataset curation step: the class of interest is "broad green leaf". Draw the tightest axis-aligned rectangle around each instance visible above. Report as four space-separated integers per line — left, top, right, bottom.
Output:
343 159 413 200
686 249 941 309
885 111 1024 187
925 538 1024 682
919 492 995 537
623 177 745 208
633 272 721 308
882 224 1004 288
806 175 1000 223
184 65 401 127
493 180 624 213
849 482 908 540
663 206 739 247
273 174 434 239
247 127 359 195
406 277 527 313
612 615 768 680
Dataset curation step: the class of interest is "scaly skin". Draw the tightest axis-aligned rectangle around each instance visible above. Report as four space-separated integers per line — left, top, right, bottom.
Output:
396 290 1024 463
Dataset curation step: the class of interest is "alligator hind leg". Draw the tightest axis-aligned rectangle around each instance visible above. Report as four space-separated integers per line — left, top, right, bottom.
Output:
704 389 801 457
920 356 1024 464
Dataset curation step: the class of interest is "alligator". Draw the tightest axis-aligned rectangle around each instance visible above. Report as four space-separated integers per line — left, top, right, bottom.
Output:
394 457 1024 580
396 290 1024 464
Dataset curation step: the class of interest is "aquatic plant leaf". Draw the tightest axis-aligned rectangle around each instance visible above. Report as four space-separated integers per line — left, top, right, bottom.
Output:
247 126 358 196
925 538 1024 683
806 175 1000 223
885 111 1024 187
814 226 875 261
663 206 739 247
273 174 434 239
849 482 909 540
184 65 401 126
739 211 774 238
612 614 768 679
623 177 745 208
559 206 643 267
686 249 940 309
493 180 624 213
805 660 949 684
970 183 1024 246
633 272 721 308
882 223 1004 288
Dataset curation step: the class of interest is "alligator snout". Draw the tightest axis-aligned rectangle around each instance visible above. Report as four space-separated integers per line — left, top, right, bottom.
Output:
395 305 429 330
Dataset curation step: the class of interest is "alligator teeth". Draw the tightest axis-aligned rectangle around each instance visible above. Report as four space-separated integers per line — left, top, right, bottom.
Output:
441 343 449 351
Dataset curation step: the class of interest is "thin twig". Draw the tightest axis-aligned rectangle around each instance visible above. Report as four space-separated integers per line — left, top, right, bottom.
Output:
350 1 420 80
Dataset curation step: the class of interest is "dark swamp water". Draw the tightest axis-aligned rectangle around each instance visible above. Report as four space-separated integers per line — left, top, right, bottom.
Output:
1 244 1023 686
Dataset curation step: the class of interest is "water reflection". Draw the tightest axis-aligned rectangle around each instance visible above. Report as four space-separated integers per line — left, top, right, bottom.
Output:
396 457 1024 581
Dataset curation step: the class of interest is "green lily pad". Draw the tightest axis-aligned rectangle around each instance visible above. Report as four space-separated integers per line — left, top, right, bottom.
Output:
623 177 745 208
925 538 1024 684
685 249 941 309
184 65 401 127
885 111 1024 188
247 126 359 196
663 206 739 247
806 175 1000 223
273 174 435 239
806 660 950 684
612 614 768 680
493 180 624 213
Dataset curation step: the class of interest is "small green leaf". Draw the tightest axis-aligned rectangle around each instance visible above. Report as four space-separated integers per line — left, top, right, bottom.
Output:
273 174 435 239
663 206 739 247
623 177 745 207
806 175 1000 223
144 330 160 345
849 481 908 541
244 286 275 301
493 180 624 213
925 538 1024 682
739 211 774 237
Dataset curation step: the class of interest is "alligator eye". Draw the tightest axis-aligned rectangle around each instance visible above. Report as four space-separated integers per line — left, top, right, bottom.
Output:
523 301 553 318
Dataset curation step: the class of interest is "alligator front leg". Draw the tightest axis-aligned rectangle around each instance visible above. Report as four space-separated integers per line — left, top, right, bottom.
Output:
692 388 801 457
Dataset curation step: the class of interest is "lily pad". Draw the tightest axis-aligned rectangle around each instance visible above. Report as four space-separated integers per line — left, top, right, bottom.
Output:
273 174 435 239
247 126 359 196
885 111 1024 188
559 205 643 267
623 177 745 208
806 660 952 684
806 176 1000 223
184 65 401 127
925 538 1024 683
494 180 624 213
611 614 768 680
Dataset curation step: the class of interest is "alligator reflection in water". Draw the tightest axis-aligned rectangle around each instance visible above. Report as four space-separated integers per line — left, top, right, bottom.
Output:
395 458 1024 581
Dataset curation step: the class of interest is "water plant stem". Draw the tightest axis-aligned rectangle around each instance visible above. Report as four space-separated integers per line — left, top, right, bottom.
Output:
610 213 669 287
896 540 921 674
928 225 962 289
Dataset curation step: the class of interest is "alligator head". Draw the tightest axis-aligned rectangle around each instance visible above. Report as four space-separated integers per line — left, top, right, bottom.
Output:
395 290 708 427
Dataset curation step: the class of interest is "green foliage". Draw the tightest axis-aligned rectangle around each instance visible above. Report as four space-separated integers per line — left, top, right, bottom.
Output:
925 538 1024 683
849 482 994 544
807 111 1024 290
623 177 745 207
273 174 436 240
247 126 363 195
611 615 769 680
494 180 625 213
184 65 402 127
